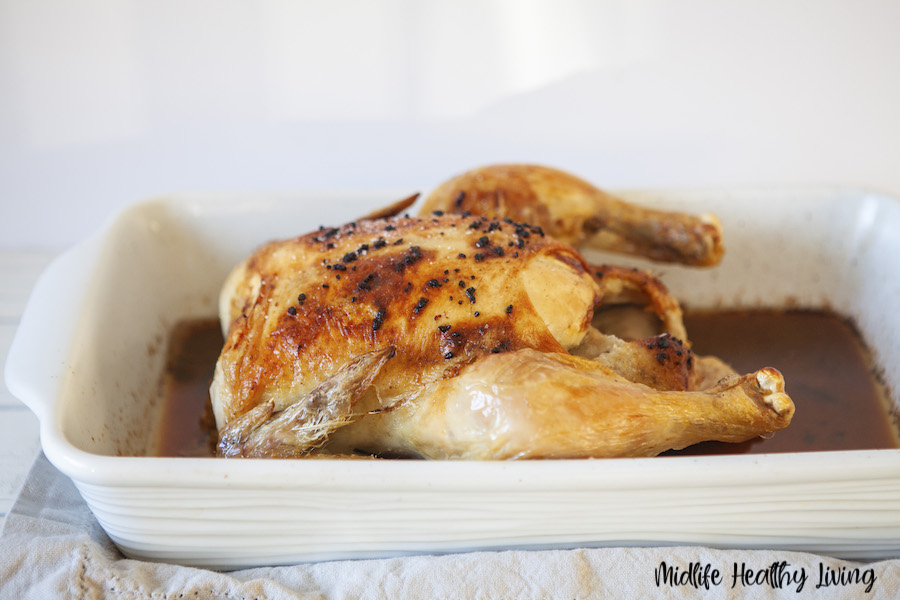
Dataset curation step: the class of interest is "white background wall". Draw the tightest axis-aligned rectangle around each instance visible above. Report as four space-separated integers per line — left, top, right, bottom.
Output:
2 0 899 249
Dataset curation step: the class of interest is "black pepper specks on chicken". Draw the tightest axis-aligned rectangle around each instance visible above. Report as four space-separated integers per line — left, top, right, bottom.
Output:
646 334 688 367
395 246 423 273
413 297 429 314
357 272 377 292
313 227 339 242
490 340 512 354
372 308 386 331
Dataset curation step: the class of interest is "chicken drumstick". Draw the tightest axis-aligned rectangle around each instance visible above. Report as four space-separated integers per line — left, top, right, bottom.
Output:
420 164 725 267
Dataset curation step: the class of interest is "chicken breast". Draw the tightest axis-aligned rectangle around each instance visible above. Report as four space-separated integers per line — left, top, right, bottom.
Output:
211 213 598 429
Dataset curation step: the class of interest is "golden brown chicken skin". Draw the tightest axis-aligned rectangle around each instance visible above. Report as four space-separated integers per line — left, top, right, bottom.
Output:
211 212 794 460
421 164 725 266
350 351 793 459
212 213 599 430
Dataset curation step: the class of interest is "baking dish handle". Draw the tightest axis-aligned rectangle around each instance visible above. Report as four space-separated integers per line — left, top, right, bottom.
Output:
4 233 104 424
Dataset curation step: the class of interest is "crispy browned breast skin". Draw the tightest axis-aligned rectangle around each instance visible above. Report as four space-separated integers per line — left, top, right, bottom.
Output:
420 164 725 266
211 213 599 429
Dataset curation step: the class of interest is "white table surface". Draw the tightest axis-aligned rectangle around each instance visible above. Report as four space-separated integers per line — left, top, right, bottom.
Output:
0 251 58 530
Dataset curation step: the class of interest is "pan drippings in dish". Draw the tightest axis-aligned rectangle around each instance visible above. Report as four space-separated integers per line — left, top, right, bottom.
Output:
669 310 898 455
154 319 221 457
154 310 897 458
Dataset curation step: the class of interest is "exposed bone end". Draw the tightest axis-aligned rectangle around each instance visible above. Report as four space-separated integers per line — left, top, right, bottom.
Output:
699 212 722 232
756 366 785 394
695 212 725 267
755 367 794 418
704 366 795 425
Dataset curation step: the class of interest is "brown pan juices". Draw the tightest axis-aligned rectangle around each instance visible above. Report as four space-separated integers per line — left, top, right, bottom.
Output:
154 310 898 458
154 319 221 457
670 310 898 455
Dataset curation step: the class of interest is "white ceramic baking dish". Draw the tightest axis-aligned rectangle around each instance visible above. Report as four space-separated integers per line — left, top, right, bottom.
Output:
6 186 900 569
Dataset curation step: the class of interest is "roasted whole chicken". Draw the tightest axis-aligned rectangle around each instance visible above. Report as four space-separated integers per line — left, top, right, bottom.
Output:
211 170 794 459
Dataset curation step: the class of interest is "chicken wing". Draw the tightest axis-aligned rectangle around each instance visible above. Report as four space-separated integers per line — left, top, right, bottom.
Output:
576 264 735 391
217 346 394 458
210 213 793 459
419 164 725 266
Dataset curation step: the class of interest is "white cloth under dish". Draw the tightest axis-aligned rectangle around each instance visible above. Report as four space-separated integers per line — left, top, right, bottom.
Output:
2 453 899 600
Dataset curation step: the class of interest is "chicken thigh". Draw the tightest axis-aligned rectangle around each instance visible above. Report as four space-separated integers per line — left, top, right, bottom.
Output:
420 164 725 266
211 213 793 459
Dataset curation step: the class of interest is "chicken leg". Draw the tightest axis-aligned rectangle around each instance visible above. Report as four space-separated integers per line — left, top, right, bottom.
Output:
420 164 725 266
326 349 793 459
